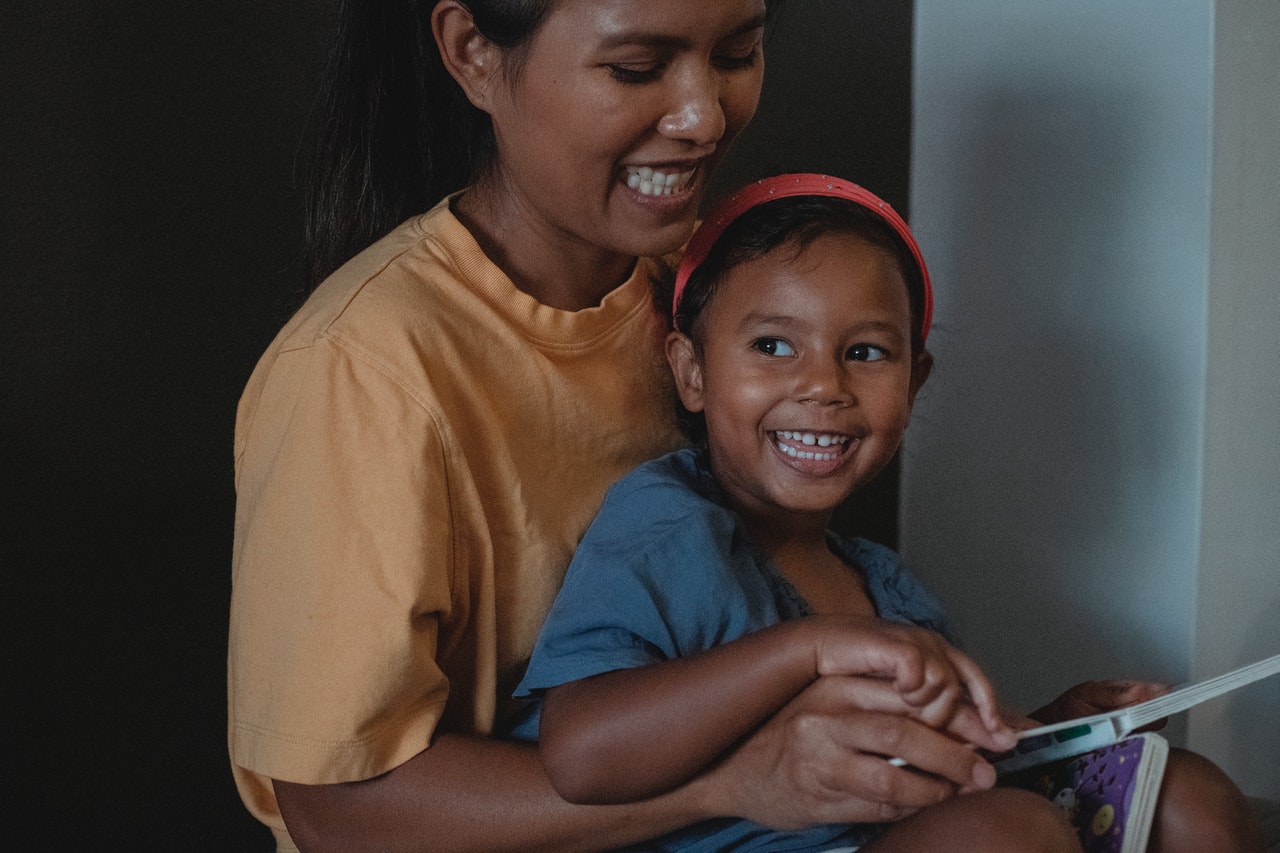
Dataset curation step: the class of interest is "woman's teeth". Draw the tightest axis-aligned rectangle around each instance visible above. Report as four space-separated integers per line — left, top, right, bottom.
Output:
626 166 694 196
774 431 850 461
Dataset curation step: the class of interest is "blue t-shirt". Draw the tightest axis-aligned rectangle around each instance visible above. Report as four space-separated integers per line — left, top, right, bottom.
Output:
511 448 958 852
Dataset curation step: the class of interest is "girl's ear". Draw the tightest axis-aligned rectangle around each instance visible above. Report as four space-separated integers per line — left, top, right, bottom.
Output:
666 331 707 413
432 0 502 112
908 350 934 408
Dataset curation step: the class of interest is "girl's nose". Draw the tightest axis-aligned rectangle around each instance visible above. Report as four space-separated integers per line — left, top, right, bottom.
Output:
658 69 726 146
798 357 854 406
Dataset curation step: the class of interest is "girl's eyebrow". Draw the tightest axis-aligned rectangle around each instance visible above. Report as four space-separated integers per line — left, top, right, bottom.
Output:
598 15 767 50
737 313 908 339
737 311 800 329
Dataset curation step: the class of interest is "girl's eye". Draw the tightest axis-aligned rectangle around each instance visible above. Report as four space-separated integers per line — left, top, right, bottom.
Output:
607 64 664 85
753 337 795 357
848 344 888 362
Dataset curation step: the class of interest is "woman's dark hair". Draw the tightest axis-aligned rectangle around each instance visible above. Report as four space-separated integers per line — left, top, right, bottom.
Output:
302 0 553 290
670 195 929 442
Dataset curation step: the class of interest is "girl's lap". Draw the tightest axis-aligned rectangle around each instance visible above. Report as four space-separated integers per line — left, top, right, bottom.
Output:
862 787 1081 853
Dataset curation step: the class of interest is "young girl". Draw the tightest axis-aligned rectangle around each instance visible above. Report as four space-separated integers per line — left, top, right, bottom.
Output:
514 174 1265 852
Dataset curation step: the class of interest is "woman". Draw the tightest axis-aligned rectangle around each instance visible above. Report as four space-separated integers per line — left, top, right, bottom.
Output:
229 2 1012 850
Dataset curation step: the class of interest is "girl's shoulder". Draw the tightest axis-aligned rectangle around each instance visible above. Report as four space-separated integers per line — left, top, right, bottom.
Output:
586 447 730 542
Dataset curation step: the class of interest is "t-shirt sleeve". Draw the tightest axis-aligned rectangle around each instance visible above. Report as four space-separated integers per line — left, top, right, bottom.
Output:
514 468 774 701
229 337 454 785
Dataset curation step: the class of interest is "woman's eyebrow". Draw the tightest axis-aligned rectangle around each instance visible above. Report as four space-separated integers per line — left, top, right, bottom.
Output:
598 15 767 50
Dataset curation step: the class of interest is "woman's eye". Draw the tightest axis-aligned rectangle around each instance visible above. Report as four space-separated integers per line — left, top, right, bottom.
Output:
607 64 663 85
713 48 760 71
848 344 888 362
753 338 795 357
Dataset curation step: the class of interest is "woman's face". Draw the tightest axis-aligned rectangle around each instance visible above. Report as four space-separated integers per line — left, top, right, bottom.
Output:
480 0 767 265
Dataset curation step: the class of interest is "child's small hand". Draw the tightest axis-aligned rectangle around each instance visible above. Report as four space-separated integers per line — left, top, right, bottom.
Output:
1031 679 1173 728
807 674 1017 755
803 617 1015 751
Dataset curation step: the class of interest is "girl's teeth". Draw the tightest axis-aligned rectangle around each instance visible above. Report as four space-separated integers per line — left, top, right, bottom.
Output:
626 166 694 196
774 431 850 461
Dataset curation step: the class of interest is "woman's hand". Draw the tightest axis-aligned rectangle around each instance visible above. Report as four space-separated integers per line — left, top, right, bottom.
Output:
693 675 1004 830
1030 680 1172 728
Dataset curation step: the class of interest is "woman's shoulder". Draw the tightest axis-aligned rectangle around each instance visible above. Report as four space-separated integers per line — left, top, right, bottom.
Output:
276 201 485 349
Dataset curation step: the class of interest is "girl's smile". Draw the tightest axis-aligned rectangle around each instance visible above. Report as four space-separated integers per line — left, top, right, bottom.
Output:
772 429 855 469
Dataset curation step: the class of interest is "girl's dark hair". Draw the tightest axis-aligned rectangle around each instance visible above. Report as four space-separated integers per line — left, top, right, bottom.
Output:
670 195 929 442
674 196 928 354
302 0 553 290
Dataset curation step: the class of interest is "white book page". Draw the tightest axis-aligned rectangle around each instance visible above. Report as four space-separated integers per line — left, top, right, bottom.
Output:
1017 652 1280 743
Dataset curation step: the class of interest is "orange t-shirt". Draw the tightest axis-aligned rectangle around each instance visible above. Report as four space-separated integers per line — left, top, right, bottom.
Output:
228 199 684 848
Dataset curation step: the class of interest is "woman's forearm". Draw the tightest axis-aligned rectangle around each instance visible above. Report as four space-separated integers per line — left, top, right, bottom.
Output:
539 620 820 804
274 733 711 853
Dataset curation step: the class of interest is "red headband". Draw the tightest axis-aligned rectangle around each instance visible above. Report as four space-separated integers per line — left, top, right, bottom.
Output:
672 173 933 342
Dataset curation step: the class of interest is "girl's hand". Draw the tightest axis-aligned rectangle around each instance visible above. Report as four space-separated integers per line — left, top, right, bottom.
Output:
1031 680 1172 728
801 617 1014 751
693 676 1002 830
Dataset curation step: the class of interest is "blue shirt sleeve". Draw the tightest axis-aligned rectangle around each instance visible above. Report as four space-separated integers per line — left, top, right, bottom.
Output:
513 451 784 700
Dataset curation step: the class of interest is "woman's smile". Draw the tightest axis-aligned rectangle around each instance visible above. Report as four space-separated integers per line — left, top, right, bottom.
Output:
624 164 699 197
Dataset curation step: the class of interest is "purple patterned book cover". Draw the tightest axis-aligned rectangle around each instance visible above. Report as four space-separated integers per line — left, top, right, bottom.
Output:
999 736 1155 853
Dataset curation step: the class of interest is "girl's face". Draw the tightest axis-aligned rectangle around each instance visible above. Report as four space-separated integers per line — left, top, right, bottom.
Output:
668 232 932 527
478 0 766 266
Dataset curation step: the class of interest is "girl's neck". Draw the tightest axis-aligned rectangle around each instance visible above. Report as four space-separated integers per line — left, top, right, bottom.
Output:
454 183 636 312
740 506 877 618
737 506 834 566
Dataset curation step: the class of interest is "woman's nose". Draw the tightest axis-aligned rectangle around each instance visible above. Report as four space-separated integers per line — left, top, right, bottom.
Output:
658 69 726 146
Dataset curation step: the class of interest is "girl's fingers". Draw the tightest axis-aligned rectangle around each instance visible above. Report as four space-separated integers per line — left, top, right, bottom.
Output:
943 647 1008 734
808 676 1013 755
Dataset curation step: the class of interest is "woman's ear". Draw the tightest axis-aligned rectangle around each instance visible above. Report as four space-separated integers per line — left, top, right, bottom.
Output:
432 0 502 112
666 331 707 413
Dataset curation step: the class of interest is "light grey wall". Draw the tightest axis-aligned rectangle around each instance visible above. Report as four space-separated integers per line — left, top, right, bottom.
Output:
1191 0 1280 798
905 0 1279 796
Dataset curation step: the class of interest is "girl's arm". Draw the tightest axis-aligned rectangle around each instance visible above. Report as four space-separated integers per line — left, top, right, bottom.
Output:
539 617 1012 804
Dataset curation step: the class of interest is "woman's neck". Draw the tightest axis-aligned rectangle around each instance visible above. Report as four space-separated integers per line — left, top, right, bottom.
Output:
453 184 636 312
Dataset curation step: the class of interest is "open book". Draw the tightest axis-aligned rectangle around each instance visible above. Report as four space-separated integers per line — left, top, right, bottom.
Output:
993 652 1280 853
999 732 1167 853
995 652 1280 773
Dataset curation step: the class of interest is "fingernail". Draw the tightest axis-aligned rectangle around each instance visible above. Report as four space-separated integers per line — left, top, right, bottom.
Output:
971 761 996 789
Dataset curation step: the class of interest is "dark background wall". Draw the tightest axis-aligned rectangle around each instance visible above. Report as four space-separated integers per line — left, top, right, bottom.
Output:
2 2 912 848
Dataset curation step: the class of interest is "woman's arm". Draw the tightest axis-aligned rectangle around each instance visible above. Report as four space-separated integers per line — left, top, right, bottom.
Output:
273 734 707 853
539 617 1012 804
275 680 1003 853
